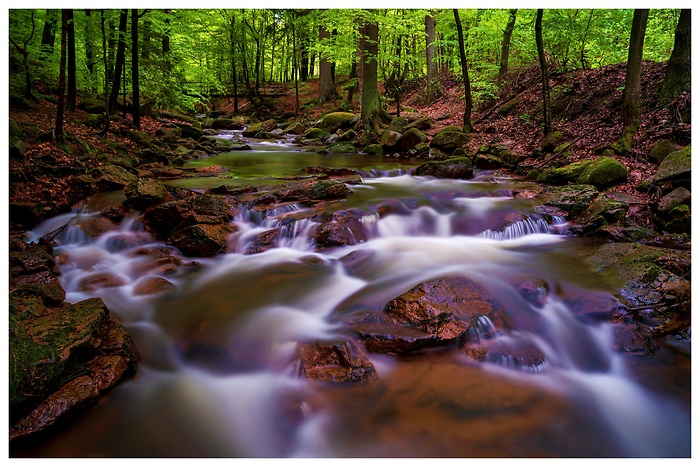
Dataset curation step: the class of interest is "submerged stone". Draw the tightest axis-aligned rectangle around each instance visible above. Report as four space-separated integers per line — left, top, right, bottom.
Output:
415 157 473 179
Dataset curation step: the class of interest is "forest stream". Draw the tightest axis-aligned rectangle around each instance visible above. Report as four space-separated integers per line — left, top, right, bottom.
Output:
17 134 690 457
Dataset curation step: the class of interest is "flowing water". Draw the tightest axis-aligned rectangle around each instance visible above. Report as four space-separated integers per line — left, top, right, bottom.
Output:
19 137 690 457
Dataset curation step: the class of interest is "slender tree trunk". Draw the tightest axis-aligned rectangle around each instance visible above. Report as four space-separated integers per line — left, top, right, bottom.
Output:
300 29 308 82
41 9 56 56
425 13 441 103
85 10 94 78
230 16 239 113
162 9 170 54
618 9 649 152
66 9 76 112
9 12 36 100
346 61 358 106
659 9 690 103
292 17 300 114
580 10 594 69
453 9 473 133
318 26 337 104
56 10 68 142
131 9 140 128
535 9 552 136
107 19 116 83
108 9 128 117
497 9 517 86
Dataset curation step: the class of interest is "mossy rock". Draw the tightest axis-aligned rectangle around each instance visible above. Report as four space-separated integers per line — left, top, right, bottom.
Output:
380 130 402 149
647 139 677 164
399 127 429 152
364 144 384 156
405 116 434 131
653 146 691 186
657 187 691 213
430 130 468 151
665 205 690 233
497 96 521 115
303 127 331 141
323 142 357 154
311 180 352 199
91 165 137 192
387 116 408 133
535 184 599 216
538 160 592 185
129 130 152 148
124 178 169 210
415 157 473 179
578 156 628 188
318 112 355 132
541 131 564 153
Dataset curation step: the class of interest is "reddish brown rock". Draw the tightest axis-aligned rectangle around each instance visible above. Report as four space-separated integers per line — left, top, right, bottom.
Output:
77 271 127 291
461 334 547 370
167 223 236 257
314 209 367 248
297 340 376 383
133 276 176 296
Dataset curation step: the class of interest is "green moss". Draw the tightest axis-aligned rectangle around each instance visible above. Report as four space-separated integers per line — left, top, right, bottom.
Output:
578 156 628 188
304 128 331 141
363 144 384 156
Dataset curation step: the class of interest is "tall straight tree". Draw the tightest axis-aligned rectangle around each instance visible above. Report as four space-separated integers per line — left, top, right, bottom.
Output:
453 9 472 133
497 9 517 86
131 9 140 129
103 9 128 135
535 9 552 136
66 9 76 112
659 9 690 103
618 9 649 152
41 9 56 56
424 12 441 103
318 25 337 104
56 10 68 142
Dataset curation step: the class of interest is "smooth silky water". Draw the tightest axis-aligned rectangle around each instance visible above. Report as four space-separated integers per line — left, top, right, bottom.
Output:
18 140 690 457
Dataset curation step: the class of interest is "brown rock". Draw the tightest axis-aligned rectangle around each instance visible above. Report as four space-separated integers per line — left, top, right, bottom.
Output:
77 272 127 292
167 223 236 257
133 276 176 295
297 340 376 383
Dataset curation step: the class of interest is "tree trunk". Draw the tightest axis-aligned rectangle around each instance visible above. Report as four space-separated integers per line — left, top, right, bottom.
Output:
84 10 94 78
131 9 140 129
107 19 116 83
359 18 389 136
535 9 552 136
619 9 649 152
9 11 35 100
162 9 170 54
300 29 308 81
41 9 56 55
497 9 517 86
56 10 68 142
346 61 358 106
425 13 441 103
318 26 337 104
453 9 473 133
659 9 690 103
66 9 76 112
108 9 128 117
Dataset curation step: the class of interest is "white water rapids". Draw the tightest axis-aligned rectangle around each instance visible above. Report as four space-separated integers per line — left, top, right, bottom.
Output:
20 160 690 457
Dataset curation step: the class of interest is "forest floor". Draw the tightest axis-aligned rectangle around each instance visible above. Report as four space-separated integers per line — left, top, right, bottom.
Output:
8 61 691 219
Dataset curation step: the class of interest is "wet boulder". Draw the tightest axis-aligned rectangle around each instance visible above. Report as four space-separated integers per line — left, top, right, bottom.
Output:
297 340 376 383
534 184 598 217
91 165 137 193
380 129 403 151
314 209 367 248
283 122 305 135
124 178 169 210
167 223 236 257
211 118 244 131
242 119 278 137
322 142 357 154
351 276 504 355
303 127 331 141
415 157 473 179
310 179 352 200
405 116 434 131
9 297 138 442
657 187 691 213
142 193 234 240
363 143 384 156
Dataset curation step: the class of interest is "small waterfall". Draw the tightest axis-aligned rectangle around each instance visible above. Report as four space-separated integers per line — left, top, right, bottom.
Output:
477 217 552 240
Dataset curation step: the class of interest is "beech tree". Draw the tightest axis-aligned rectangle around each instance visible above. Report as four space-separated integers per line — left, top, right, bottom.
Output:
424 12 441 103
9 11 36 99
66 9 76 112
453 9 472 133
618 9 649 153
55 10 67 142
497 9 517 86
536 9 552 136
131 9 140 129
359 13 390 136
318 25 337 104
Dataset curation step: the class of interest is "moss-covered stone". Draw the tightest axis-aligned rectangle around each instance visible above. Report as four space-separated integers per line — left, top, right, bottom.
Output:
380 129 402 149
541 131 564 153
538 160 592 185
578 156 628 188
657 187 691 213
415 157 473 179
363 144 384 156
653 145 691 185
303 127 331 141
430 130 468 152
90 165 137 193
311 180 352 199
387 116 408 133
399 127 429 152
124 178 169 210
648 139 677 164
323 142 357 154
664 205 690 233
318 112 355 132
535 184 599 216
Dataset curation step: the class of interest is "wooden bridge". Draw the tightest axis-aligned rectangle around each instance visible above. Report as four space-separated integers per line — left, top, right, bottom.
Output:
185 81 289 99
